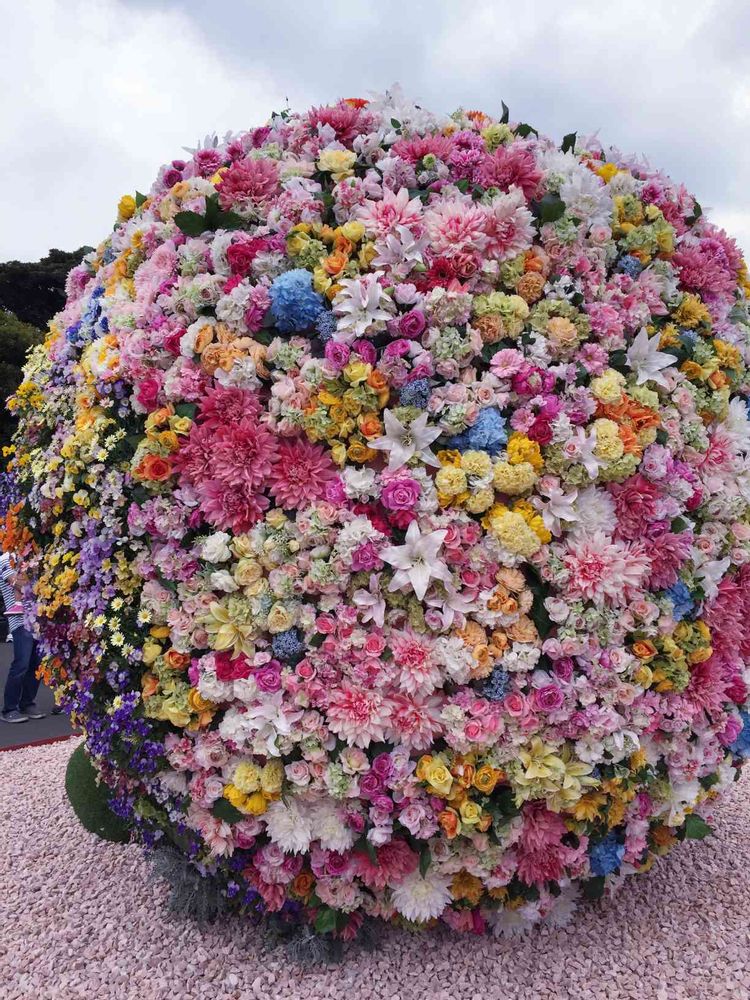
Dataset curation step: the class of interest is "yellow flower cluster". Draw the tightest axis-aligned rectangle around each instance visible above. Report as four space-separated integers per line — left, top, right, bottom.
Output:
416 752 504 840
509 737 598 811
223 759 284 815
484 498 550 556
304 363 389 466
287 219 370 300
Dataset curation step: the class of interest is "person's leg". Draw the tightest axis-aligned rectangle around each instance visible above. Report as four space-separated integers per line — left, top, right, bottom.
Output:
2 627 33 713
19 637 42 711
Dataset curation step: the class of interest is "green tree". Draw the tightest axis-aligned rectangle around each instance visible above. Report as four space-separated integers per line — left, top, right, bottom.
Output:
0 247 91 329
0 311 43 449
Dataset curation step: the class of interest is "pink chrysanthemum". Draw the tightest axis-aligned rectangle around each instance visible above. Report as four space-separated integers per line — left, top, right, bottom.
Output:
197 479 270 533
196 385 262 430
217 157 281 211
325 682 391 748
477 144 543 200
563 532 650 607
268 436 337 509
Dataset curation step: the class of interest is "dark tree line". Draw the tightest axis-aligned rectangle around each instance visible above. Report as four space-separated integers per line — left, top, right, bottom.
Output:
0 247 91 449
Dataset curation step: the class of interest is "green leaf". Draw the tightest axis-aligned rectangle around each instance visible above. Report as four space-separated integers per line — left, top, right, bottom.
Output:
211 797 244 824
683 814 712 840
514 123 539 139
215 210 246 231
686 199 702 226
419 847 431 877
175 402 196 420
700 772 720 791
314 906 339 934
582 875 606 900
135 191 148 208
174 211 208 237
455 179 470 194
390 118 401 130
500 101 510 124
561 132 577 154
532 193 566 224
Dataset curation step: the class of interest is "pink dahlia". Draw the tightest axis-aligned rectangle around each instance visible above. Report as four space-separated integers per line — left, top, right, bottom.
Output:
563 532 650 607
392 134 455 164
387 693 443 750
477 145 542 201
609 474 663 540
197 479 270 533
645 530 693 590
210 418 279 490
423 199 489 259
217 157 281 212
325 682 391 748
306 101 370 145
268 436 337 509
672 231 742 303
197 385 262 430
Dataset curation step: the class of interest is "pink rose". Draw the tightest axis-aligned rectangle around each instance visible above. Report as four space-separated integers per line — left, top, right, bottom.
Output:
381 477 420 511
533 685 564 713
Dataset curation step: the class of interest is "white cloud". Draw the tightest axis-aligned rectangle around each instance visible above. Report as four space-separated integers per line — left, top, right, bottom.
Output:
0 0 285 259
2 0 750 260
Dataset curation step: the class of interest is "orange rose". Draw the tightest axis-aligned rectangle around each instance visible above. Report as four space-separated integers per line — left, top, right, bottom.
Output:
357 413 383 439
632 640 657 661
165 649 190 671
292 872 315 900
137 454 173 482
333 235 354 256
438 808 460 839
194 324 215 354
141 673 159 698
366 370 388 392
323 250 349 275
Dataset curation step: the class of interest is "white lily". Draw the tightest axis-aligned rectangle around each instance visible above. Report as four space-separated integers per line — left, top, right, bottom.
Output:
371 409 442 471
625 327 677 387
532 482 579 536
381 521 452 600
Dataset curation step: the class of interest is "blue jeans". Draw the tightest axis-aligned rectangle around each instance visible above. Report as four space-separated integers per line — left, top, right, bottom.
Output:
3 626 41 713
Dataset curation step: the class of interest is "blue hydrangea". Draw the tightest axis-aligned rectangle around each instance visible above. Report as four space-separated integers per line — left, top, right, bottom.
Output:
664 581 695 621
445 406 508 455
616 254 643 278
588 833 625 877
679 328 698 351
479 668 510 702
269 269 325 333
399 378 431 409
66 321 83 344
315 311 338 342
272 628 305 663
730 711 750 759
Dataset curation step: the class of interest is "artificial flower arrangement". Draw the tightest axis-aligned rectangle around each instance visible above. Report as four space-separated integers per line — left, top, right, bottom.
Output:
8 88 750 946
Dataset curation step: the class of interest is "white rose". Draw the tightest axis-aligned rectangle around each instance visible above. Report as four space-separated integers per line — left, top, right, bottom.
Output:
209 569 239 593
201 531 232 563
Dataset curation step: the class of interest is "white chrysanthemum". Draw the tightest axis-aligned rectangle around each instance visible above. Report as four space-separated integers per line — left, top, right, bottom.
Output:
725 396 750 454
309 800 357 853
544 883 580 928
264 799 313 854
568 485 617 541
491 899 542 937
390 869 452 923
559 165 613 229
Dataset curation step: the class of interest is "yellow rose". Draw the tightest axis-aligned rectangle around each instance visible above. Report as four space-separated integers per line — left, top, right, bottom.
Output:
117 195 136 221
187 688 215 714
343 360 371 385
458 800 482 826
317 149 357 180
142 641 162 666
223 784 248 810
169 415 193 435
231 534 254 559
425 761 454 797
265 509 287 530
234 558 263 588
245 791 268 815
416 755 433 781
266 602 294 634
340 220 365 243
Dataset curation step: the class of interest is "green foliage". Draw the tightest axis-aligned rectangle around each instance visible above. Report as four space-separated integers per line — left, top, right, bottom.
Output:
211 796 244 823
0 310 43 449
174 194 244 236
682 814 713 840
0 247 90 329
65 743 130 843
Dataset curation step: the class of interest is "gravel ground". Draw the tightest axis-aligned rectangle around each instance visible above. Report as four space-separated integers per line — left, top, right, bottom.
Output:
2 740 750 1000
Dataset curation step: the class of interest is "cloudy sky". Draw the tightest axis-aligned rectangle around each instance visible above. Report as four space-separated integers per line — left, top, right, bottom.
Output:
2 0 749 262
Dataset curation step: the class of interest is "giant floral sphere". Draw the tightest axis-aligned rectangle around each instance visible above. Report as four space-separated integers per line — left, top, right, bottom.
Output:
11 90 750 939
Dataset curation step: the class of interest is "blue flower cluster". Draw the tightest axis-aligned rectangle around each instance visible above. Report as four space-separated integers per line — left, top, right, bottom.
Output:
479 668 510 701
588 832 625 876
730 711 750 759
272 628 305 663
664 580 695 621
315 311 337 341
399 378 431 409
615 254 644 278
446 406 508 455
269 268 325 333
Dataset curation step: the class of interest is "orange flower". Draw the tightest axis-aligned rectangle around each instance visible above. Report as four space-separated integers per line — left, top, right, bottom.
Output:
136 454 173 482
366 370 388 392
438 808 460 839
165 649 190 671
194 324 215 353
323 250 349 275
358 413 383 439
632 640 657 661
292 871 315 900
141 673 159 698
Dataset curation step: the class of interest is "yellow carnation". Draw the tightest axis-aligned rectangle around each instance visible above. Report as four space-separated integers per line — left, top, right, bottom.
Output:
590 369 626 404
493 460 538 495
